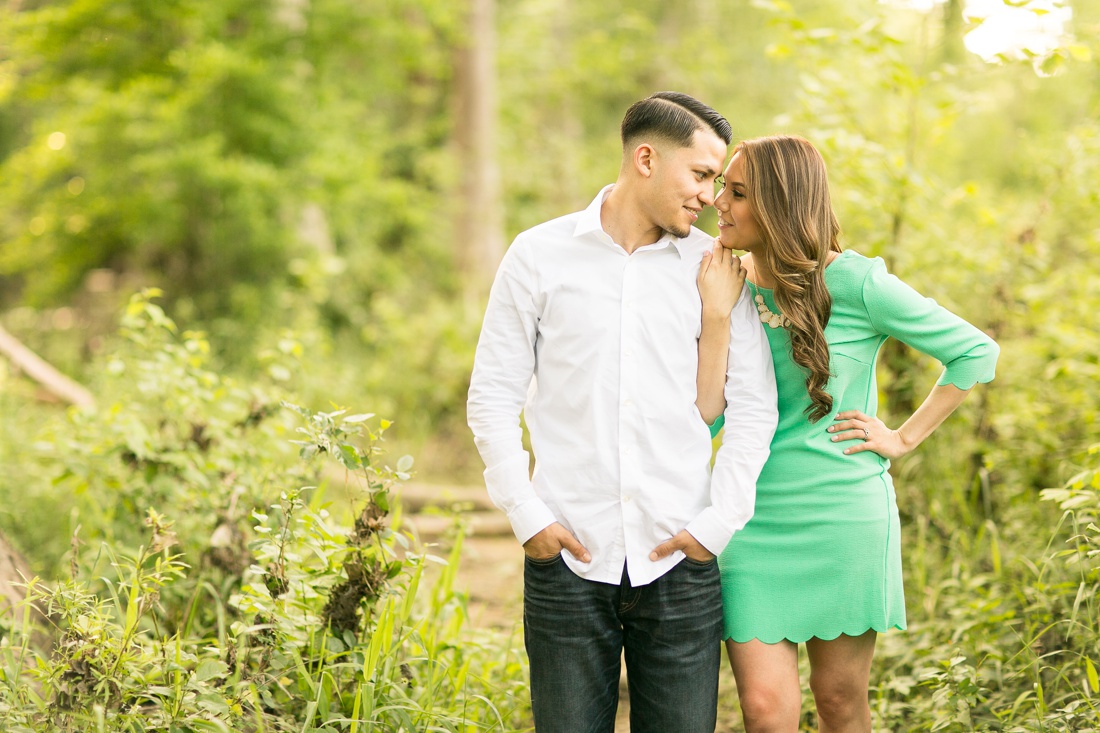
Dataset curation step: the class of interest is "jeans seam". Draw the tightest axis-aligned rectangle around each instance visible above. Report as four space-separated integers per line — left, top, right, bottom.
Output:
619 593 641 614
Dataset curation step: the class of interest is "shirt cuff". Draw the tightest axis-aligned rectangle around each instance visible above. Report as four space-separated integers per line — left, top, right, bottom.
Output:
481 457 557 544
685 507 735 557
507 499 558 546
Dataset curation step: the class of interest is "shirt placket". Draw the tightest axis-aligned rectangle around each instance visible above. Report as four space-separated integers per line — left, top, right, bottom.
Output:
618 253 643 572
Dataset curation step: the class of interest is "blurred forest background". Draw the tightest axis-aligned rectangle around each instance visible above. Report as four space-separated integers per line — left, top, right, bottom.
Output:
0 0 1098 731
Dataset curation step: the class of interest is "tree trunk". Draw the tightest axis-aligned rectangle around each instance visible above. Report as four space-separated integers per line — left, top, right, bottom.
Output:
937 0 963 63
453 0 504 299
942 0 965 64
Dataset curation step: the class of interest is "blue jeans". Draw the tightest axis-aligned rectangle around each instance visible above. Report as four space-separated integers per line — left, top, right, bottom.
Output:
522 555 722 733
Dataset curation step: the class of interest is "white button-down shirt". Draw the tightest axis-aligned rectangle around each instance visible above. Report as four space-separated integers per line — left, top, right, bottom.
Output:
467 186 778 586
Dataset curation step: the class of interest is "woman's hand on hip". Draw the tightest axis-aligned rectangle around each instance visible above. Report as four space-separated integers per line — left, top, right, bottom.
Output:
828 410 915 460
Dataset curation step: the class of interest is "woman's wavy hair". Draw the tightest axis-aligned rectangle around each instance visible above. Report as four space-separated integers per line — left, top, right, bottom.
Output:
737 135 842 422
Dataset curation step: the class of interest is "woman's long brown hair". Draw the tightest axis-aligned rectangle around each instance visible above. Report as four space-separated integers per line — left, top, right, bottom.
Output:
737 135 842 422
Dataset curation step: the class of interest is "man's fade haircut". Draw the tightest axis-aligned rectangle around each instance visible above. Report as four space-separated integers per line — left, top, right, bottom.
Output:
620 91 732 151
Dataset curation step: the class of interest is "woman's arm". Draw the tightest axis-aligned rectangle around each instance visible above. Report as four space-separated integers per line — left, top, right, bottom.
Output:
696 242 747 425
830 257 999 459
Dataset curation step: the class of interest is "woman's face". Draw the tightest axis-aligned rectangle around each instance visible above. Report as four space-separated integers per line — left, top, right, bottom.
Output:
714 152 763 253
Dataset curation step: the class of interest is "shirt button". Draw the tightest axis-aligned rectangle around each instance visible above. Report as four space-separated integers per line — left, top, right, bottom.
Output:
623 399 633 407
623 495 631 503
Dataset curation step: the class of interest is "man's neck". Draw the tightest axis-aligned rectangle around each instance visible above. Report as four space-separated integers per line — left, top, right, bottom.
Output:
600 185 663 254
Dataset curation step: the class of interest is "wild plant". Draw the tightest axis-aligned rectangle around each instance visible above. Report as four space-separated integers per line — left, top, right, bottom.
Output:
0 293 530 732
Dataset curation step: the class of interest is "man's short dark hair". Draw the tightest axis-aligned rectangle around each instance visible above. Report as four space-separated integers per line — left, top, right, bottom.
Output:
620 91 732 150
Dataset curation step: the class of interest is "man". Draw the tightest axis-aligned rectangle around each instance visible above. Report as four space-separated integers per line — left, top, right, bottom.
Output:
467 91 778 732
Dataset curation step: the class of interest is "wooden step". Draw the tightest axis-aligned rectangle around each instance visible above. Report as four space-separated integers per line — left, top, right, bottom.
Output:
394 482 495 513
400 510 512 539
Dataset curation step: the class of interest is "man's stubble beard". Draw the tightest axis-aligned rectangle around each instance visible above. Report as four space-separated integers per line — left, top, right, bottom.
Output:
664 223 690 239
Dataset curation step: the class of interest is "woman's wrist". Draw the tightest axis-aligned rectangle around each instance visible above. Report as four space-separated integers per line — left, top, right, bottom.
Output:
894 427 921 452
701 307 733 325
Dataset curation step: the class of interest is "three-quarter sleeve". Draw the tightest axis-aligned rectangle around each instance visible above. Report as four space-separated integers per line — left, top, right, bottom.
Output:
861 257 999 389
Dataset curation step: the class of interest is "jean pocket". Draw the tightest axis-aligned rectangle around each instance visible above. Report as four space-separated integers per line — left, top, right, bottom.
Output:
681 555 717 568
525 553 564 567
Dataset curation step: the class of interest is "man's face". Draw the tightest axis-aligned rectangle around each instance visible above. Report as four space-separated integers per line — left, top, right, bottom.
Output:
644 129 728 239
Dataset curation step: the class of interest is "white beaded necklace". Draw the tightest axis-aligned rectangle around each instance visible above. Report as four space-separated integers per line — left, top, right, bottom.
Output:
754 293 790 329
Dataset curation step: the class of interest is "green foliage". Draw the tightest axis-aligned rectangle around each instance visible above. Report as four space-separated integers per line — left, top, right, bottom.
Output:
0 290 302 575
0 1 305 312
0 295 529 731
866 444 1100 732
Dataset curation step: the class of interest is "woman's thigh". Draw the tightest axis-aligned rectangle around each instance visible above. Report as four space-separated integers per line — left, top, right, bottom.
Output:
725 637 801 730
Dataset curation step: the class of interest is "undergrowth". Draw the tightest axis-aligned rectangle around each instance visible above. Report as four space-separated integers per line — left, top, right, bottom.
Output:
0 291 529 732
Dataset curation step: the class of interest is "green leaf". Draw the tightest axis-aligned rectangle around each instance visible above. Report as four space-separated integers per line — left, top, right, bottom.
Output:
194 659 229 683
338 444 361 469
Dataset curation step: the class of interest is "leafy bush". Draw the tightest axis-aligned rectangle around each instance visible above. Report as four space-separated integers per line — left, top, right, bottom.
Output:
0 293 529 732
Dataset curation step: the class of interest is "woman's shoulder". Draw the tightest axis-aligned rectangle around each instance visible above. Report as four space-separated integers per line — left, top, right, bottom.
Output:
827 249 878 274
824 249 880 295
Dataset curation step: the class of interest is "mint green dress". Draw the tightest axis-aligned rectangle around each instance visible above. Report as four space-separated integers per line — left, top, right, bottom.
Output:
718 251 999 643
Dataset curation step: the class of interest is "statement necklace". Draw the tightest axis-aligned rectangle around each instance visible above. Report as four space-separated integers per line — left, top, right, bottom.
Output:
754 293 790 329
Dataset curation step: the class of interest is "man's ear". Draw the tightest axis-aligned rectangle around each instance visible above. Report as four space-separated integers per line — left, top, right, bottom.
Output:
632 143 657 178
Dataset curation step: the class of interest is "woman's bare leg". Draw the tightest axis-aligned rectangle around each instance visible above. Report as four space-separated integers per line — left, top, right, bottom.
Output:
804 631 877 733
725 638 801 733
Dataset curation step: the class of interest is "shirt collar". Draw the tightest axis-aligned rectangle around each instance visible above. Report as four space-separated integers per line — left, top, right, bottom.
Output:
573 184 685 258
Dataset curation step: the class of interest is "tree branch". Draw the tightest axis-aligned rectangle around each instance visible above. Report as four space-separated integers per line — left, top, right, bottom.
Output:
0 323 94 408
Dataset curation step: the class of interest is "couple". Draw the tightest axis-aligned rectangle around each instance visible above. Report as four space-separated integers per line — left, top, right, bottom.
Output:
467 92 999 733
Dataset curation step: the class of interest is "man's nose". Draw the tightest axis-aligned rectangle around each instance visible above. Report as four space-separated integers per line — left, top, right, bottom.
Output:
700 185 716 207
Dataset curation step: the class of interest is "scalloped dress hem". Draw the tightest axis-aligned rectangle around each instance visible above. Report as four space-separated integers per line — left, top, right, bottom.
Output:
723 621 907 646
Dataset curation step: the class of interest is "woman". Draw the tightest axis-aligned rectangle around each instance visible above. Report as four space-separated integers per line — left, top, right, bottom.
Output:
696 135 999 732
